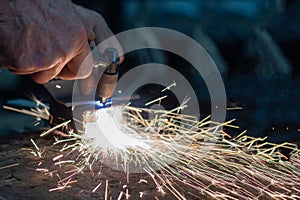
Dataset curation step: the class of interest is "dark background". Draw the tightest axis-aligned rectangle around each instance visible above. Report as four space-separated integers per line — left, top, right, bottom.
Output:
0 0 299 145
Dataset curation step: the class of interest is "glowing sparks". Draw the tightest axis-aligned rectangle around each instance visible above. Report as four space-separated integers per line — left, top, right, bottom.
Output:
92 182 102 193
30 139 40 151
3 105 49 120
6 96 300 199
0 163 19 170
105 179 109 200
83 108 149 151
144 95 168 107
30 138 44 157
36 168 49 173
40 120 71 137
161 81 176 92
54 103 300 199
117 191 123 200
48 178 78 192
53 154 63 161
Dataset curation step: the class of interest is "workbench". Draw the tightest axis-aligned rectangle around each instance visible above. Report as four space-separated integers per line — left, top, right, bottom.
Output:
0 132 169 200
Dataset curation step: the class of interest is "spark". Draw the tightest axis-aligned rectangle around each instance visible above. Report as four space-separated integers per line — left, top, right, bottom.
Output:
125 188 129 199
30 139 44 157
117 191 123 200
92 182 102 193
40 120 71 137
48 178 77 192
3 105 49 120
105 179 109 200
0 163 19 170
138 179 148 184
30 139 40 151
53 154 63 161
140 192 145 198
54 160 75 166
161 81 176 92
36 168 49 173
144 95 167 106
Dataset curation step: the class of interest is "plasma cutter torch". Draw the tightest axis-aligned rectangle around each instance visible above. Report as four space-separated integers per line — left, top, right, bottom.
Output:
44 47 120 132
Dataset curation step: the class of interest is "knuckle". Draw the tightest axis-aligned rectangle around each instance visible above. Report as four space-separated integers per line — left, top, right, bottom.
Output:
11 55 52 75
31 66 61 84
14 55 36 73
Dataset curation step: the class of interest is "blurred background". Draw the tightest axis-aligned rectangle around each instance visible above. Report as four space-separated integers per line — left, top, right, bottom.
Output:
0 0 299 145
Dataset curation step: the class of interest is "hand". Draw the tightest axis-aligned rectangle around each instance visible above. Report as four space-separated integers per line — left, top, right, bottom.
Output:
0 0 123 84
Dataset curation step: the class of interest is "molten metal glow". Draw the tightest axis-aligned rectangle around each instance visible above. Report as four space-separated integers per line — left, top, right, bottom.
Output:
84 107 149 151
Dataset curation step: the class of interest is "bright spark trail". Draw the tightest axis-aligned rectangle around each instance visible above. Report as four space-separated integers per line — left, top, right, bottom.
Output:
5 98 300 199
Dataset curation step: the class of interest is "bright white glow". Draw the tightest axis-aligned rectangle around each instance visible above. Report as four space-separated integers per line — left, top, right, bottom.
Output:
84 107 148 151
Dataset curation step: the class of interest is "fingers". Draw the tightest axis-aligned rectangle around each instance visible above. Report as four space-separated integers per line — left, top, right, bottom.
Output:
72 6 124 97
74 4 124 63
93 17 124 63
62 41 93 80
31 62 65 84
79 72 98 96
29 47 93 84
87 30 96 42
57 57 93 81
